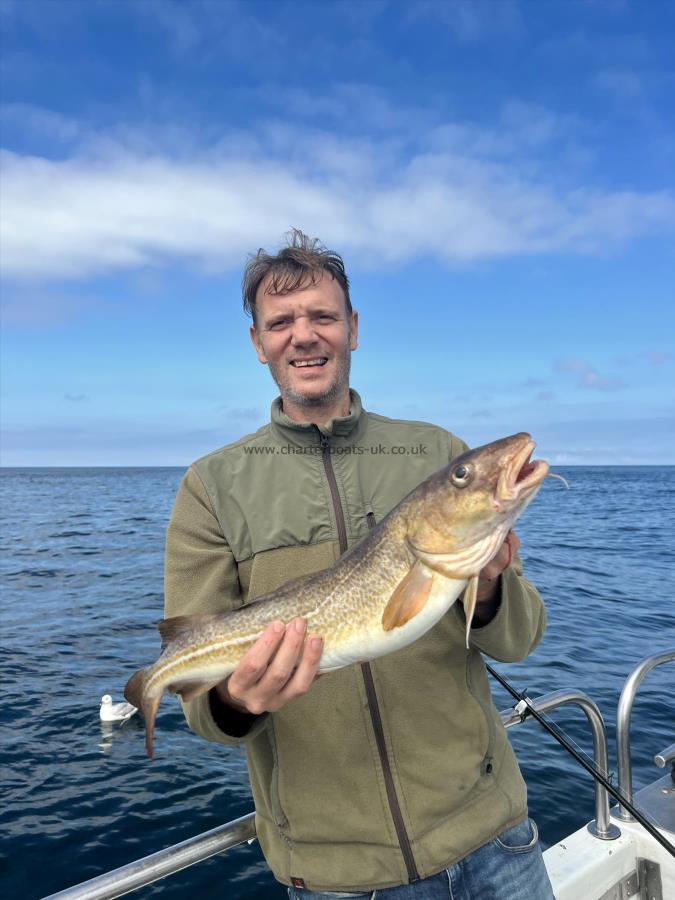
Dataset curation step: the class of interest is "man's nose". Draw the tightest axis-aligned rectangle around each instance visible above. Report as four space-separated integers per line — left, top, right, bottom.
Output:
290 315 318 345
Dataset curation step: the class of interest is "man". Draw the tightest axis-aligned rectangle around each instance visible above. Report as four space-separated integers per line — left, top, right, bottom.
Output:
165 230 554 899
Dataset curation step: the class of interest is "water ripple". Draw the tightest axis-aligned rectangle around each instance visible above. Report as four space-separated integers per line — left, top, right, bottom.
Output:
1 465 673 899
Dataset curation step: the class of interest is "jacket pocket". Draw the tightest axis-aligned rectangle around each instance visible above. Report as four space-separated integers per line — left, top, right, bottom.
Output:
267 719 289 827
466 657 496 776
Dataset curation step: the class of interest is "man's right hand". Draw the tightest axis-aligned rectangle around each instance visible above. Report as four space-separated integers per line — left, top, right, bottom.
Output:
213 618 324 715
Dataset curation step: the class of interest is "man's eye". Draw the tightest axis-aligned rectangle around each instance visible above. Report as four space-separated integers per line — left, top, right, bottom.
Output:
316 314 336 323
269 319 290 330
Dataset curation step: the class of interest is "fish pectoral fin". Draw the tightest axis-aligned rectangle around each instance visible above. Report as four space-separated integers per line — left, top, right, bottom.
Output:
382 562 434 631
462 575 479 649
168 679 221 703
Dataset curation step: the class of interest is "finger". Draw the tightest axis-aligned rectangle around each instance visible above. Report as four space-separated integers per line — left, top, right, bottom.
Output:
503 537 513 570
275 635 324 703
229 620 286 693
256 617 308 696
508 530 521 557
481 538 511 580
480 562 501 582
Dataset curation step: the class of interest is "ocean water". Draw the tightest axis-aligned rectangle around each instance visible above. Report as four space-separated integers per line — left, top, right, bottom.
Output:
1 466 673 899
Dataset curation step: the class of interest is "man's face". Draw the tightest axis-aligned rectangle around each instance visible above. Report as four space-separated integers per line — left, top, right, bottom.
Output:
250 274 358 409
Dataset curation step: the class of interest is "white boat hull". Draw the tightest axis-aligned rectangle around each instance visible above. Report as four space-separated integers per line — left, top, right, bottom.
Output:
544 775 675 900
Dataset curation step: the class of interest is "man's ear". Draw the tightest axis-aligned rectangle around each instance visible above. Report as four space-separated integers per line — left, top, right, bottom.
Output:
349 310 359 351
250 324 268 364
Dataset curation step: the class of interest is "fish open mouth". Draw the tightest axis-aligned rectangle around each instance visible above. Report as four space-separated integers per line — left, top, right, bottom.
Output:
496 438 549 506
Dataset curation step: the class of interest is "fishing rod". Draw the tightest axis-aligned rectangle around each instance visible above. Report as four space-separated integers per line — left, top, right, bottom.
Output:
486 663 675 860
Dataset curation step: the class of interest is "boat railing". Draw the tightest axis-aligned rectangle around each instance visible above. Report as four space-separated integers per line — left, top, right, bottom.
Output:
655 741 675 771
500 688 620 841
616 648 675 821
41 813 256 900
43 649 675 899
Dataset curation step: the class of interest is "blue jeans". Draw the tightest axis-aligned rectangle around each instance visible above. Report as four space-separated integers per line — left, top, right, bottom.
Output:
287 817 555 899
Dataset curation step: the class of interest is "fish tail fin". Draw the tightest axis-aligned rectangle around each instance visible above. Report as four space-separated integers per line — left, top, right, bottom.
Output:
124 666 148 709
124 667 162 759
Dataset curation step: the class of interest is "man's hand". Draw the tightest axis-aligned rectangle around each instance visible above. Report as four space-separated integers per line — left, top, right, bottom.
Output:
477 529 520 600
213 618 324 715
469 530 520 628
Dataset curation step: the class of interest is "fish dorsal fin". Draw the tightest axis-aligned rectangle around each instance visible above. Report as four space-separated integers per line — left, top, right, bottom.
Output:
157 613 226 652
382 561 433 631
462 575 479 649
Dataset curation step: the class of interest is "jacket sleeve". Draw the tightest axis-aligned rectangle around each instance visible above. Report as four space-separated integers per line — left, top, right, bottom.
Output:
164 465 269 745
454 553 547 662
447 431 547 662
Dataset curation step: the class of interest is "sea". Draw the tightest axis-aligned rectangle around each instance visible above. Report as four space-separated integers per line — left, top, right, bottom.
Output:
1 466 674 899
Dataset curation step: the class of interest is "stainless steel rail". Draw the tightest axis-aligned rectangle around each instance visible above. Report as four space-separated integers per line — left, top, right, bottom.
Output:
655 742 675 770
501 689 620 840
616 647 675 822
41 812 256 900
45 653 675 898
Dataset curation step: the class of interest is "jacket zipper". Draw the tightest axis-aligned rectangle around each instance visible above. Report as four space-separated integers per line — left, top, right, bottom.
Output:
362 510 420 883
320 434 349 555
317 452 421 885
360 662 420 882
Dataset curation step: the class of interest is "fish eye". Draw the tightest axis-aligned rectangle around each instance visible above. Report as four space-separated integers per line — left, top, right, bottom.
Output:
451 464 472 488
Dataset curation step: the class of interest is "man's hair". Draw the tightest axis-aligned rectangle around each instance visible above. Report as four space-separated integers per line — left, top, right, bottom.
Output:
242 228 351 326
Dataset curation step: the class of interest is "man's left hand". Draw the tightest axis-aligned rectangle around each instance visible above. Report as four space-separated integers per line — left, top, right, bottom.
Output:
476 530 520 603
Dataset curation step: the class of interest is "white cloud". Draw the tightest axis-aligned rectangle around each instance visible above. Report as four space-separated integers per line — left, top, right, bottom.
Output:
137 0 284 61
0 286 111 326
1 102 83 145
554 358 625 391
410 0 522 43
615 350 674 368
645 350 673 366
594 67 644 100
2 117 674 281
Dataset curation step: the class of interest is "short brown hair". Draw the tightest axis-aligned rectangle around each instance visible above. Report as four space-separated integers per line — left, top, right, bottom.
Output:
243 228 351 326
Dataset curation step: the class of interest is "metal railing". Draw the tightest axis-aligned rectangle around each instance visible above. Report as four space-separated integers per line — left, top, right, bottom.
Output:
42 813 256 900
655 741 675 770
616 648 675 821
500 689 620 840
44 650 675 898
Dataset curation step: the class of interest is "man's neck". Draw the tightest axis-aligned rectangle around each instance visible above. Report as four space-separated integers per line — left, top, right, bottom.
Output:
280 390 351 425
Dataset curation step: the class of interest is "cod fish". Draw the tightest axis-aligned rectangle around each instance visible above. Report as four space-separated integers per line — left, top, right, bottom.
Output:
126 432 549 757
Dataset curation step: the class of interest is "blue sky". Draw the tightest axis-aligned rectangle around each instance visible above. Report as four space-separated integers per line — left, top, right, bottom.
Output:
1 0 673 466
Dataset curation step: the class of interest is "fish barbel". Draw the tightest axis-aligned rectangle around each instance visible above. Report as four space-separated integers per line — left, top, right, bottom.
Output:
125 432 549 757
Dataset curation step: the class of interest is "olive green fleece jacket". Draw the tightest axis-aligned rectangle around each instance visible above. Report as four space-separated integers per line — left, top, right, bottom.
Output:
164 390 547 892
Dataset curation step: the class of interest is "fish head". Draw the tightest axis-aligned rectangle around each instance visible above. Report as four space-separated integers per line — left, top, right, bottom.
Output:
406 433 548 576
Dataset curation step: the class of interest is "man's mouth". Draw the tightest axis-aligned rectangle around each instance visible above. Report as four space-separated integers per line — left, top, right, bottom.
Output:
291 358 329 368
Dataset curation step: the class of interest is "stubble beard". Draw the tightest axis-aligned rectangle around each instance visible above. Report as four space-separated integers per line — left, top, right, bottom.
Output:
269 348 352 409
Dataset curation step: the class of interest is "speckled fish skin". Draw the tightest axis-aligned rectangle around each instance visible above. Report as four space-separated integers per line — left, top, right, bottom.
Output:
125 432 549 757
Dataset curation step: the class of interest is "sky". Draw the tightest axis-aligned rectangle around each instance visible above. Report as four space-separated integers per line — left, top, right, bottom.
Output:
1 0 674 466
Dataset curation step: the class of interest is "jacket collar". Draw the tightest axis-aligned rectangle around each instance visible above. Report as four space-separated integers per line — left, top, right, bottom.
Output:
270 389 365 445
